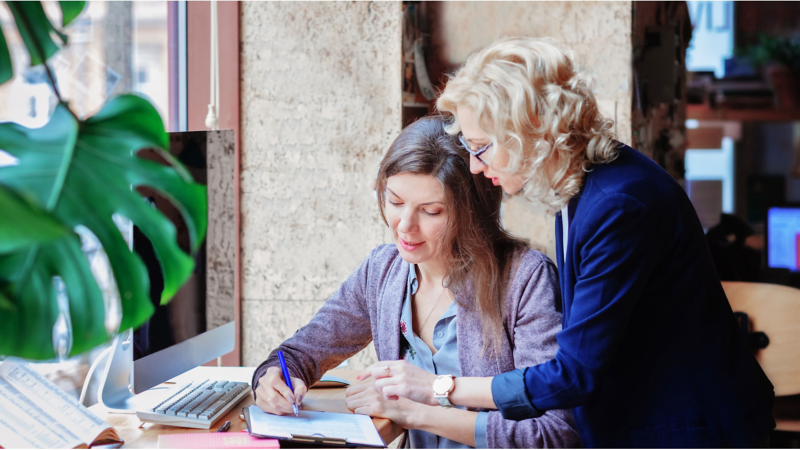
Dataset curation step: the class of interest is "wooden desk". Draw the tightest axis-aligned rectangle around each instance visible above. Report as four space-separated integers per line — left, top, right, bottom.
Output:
89 369 403 448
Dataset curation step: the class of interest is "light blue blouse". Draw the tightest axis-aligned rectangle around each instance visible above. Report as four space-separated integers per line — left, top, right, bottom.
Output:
399 263 488 449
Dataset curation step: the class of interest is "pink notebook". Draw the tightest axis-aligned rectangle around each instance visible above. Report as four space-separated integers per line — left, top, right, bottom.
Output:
157 431 279 449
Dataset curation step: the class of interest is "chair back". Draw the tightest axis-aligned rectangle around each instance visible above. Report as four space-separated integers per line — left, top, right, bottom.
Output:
722 281 800 396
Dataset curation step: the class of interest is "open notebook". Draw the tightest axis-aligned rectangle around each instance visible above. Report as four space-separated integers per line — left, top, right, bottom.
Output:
0 358 122 449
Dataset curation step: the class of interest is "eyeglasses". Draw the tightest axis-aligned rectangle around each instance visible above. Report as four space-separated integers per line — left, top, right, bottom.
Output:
458 134 493 166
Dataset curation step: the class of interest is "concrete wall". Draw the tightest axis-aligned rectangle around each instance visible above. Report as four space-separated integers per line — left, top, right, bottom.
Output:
435 1 633 260
239 1 632 367
240 2 401 367
205 130 236 330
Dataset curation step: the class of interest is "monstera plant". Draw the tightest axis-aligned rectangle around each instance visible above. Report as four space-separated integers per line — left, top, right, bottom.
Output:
0 2 207 360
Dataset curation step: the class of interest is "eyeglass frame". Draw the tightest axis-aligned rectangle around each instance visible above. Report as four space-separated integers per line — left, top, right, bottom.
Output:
458 133 494 166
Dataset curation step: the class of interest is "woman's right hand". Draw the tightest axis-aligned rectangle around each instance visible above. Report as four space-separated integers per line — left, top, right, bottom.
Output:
357 360 439 406
254 366 308 415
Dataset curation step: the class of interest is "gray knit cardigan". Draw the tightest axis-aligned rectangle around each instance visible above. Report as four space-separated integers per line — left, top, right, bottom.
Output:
252 244 580 448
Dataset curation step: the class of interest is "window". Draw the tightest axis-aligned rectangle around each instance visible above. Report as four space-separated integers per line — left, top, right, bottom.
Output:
0 1 174 128
686 1 734 78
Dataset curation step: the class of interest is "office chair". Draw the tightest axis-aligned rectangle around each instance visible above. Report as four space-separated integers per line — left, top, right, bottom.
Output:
722 281 800 441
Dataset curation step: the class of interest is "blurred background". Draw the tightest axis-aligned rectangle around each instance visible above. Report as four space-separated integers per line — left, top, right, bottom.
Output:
2 4 800 441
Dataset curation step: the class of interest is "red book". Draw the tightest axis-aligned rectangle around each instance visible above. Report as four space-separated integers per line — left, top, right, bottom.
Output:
157 431 279 449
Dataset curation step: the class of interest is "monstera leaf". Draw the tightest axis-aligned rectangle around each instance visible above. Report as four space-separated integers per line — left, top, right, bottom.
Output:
0 96 207 360
5 1 69 66
0 184 69 253
0 25 11 85
58 1 86 28
0 184 69 315
0 1 85 85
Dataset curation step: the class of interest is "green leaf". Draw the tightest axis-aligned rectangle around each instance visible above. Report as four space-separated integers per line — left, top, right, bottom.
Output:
0 290 13 311
0 95 207 360
58 1 85 28
6 1 64 66
0 184 69 253
0 25 12 85
0 234 105 359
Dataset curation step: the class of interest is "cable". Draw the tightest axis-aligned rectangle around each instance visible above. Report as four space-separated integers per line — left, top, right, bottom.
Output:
78 345 114 406
205 0 219 130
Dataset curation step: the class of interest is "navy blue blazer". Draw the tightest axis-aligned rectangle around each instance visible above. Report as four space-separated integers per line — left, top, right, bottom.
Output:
493 145 775 447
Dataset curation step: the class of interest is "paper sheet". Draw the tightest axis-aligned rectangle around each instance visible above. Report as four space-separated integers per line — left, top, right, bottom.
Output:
0 359 111 449
0 374 84 449
247 405 384 447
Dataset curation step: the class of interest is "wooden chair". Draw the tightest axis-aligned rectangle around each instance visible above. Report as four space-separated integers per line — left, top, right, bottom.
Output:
722 281 800 433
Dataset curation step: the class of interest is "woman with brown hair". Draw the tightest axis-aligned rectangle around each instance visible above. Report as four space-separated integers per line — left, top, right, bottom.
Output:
251 116 579 448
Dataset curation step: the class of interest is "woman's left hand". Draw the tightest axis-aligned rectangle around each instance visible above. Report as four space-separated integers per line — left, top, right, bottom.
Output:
345 382 423 429
357 360 439 406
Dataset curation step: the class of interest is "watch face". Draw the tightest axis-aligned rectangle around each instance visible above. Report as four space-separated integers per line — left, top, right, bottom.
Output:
433 376 454 395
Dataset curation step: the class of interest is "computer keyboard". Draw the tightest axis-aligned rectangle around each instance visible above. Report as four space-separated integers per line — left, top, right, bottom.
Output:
136 379 251 429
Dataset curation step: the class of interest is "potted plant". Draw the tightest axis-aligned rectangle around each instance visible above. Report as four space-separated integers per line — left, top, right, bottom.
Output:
742 34 800 109
0 2 207 360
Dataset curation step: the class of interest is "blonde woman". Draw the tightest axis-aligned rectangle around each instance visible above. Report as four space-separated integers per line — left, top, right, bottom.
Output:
361 37 775 447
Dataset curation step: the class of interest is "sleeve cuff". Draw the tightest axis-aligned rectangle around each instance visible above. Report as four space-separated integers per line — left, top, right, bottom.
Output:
491 368 545 420
474 411 489 449
251 363 271 400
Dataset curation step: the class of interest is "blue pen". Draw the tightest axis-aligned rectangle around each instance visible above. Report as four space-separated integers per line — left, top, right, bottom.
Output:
277 351 299 416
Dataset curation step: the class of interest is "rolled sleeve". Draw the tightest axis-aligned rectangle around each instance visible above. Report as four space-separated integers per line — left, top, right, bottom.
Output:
474 412 489 449
492 368 545 420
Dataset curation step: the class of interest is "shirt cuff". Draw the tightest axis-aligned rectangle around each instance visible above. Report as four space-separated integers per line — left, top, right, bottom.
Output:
474 411 489 449
491 368 545 420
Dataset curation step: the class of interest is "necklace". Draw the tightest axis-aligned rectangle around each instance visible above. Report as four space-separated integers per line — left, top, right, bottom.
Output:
415 285 450 333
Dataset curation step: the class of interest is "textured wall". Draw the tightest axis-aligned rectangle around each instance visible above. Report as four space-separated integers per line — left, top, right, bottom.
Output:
437 2 633 260
240 2 401 367
239 2 632 368
205 130 236 329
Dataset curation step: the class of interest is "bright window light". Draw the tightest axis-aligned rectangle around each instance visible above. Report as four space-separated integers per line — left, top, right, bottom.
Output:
686 1 734 78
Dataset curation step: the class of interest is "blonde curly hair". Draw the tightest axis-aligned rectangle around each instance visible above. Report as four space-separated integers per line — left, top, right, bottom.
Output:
436 36 619 212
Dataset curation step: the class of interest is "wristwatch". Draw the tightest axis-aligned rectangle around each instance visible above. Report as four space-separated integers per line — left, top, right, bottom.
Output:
432 375 456 408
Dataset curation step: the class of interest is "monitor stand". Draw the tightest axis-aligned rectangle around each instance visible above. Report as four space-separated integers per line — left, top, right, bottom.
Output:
95 329 151 413
88 322 236 412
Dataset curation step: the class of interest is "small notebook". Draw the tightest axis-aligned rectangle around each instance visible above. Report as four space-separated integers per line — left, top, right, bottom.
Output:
0 358 122 449
157 432 279 449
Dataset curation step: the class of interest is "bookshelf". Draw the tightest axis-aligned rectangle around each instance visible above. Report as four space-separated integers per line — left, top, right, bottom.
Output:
688 105 800 122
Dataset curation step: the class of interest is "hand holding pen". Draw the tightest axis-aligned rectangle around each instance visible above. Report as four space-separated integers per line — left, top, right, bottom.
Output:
253 351 307 416
278 351 299 416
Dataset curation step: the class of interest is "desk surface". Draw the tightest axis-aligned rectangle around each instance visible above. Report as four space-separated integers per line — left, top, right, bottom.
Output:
89 368 403 448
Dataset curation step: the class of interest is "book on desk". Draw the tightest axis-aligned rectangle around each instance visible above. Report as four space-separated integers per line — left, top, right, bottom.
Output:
157 431 279 449
0 358 122 449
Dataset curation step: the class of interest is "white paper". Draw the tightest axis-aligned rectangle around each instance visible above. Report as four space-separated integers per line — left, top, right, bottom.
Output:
248 405 384 447
0 375 84 449
0 358 111 448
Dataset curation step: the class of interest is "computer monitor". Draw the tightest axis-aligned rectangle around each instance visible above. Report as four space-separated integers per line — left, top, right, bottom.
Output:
767 206 800 272
97 130 235 412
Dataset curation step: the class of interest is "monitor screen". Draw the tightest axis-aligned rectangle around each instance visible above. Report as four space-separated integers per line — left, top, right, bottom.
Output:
97 131 235 405
130 131 230 361
767 207 800 271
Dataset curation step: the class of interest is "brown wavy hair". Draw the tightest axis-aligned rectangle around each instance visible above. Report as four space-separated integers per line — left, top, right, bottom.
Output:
376 116 528 356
